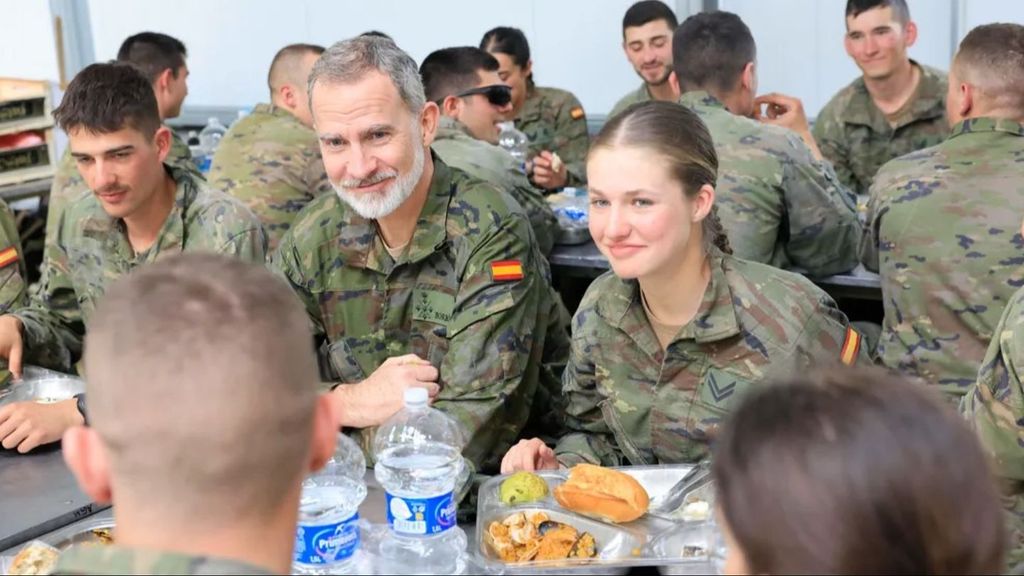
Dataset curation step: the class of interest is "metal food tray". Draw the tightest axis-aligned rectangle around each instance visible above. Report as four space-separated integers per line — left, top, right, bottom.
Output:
555 225 591 246
0 366 84 407
474 465 722 573
41 516 115 550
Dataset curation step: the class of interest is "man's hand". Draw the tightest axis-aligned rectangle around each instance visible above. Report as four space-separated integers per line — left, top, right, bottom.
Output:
331 354 439 429
530 151 568 190
753 92 823 160
501 437 559 474
0 315 25 378
0 398 82 453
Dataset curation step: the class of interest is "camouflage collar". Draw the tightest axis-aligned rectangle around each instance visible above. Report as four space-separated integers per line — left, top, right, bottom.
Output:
678 91 726 111
948 117 1024 140
844 61 946 131
332 153 451 272
596 250 742 358
436 115 475 139
517 85 543 123
53 543 274 575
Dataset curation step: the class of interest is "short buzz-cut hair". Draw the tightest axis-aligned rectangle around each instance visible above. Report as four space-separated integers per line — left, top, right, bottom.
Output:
954 23 1024 114
673 11 757 95
267 43 325 96
116 31 188 83
308 36 426 116
622 1 678 36
53 62 161 137
845 0 910 26
420 47 501 103
84 254 320 525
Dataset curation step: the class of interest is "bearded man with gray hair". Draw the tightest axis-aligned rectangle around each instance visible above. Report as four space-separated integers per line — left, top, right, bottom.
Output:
271 36 567 475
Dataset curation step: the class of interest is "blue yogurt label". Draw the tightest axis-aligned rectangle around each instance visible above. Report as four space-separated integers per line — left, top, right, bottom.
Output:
294 512 360 565
385 491 456 535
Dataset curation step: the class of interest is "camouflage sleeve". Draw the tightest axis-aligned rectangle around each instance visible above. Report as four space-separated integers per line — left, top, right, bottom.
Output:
269 231 326 340
794 286 872 366
0 200 27 314
218 224 268 263
10 212 84 372
962 289 1024 482
812 105 859 194
859 178 885 272
553 311 627 467
431 214 549 472
779 131 862 277
552 94 589 187
304 151 332 198
169 130 204 181
505 169 556 257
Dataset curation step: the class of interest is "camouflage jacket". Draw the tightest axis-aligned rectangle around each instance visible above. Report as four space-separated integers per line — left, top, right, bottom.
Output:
608 82 652 119
433 116 557 256
272 155 567 473
515 84 589 187
53 544 273 575
862 117 1024 397
46 128 198 250
14 165 266 372
0 199 27 314
813 62 948 195
555 250 868 466
679 91 861 276
208 103 331 251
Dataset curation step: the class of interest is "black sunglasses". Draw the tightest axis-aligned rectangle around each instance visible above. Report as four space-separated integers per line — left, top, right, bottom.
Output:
452 84 512 107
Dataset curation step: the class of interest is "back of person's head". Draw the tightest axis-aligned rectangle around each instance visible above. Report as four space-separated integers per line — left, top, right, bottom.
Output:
53 62 160 137
360 30 392 40
309 36 425 116
268 43 325 96
622 1 678 35
673 11 756 96
479 26 531 69
116 31 188 83
845 0 910 25
81 254 323 525
591 101 731 255
712 367 1005 574
953 23 1024 117
420 47 500 103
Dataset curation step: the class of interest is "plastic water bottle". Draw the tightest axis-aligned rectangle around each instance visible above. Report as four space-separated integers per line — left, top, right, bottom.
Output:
293 433 367 575
195 117 227 173
374 388 469 574
497 121 529 174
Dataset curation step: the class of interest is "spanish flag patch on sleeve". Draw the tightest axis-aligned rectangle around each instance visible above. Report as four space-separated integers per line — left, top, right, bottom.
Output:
0 247 18 270
570 106 585 120
840 327 861 366
490 260 524 282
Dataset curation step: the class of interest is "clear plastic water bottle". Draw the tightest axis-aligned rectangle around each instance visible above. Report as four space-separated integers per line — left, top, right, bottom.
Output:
195 117 228 173
293 433 367 575
374 388 469 574
497 121 529 174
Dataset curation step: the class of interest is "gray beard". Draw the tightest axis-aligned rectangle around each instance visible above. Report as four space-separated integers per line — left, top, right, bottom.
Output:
332 142 426 220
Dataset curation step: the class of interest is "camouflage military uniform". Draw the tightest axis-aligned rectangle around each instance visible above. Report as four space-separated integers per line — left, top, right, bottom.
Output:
433 116 557 255
608 82 651 119
208 103 331 251
862 117 1024 398
13 164 266 372
46 129 198 251
554 250 867 466
679 91 861 277
813 62 948 195
53 544 272 575
0 199 27 314
272 155 567 473
514 84 589 187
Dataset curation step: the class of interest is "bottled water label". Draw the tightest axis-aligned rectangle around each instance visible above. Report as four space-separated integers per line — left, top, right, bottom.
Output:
294 512 360 565
385 491 456 535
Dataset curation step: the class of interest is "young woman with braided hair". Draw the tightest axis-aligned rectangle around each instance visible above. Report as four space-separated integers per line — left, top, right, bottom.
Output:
502 101 868 471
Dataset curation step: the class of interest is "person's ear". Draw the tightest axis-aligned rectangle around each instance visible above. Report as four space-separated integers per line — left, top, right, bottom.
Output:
308 394 337 473
62 426 113 504
693 183 716 223
420 102 440 147
669 70 680 95
959 82 974 119
903 20 918 48
152 125 172 163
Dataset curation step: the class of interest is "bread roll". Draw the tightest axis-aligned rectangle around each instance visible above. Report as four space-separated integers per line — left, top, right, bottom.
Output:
554 464 649 523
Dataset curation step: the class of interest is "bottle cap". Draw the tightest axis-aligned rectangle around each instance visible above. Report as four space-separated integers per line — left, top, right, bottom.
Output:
404 387 429 407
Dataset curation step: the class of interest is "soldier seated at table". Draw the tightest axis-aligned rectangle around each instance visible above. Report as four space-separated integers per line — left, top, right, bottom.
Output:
862 23 1024 400
271 36 568 475
669 11 861 277
0 63 265 454
209 43 333 251
53 254 335 575
501 101 869 473
420 46 557 256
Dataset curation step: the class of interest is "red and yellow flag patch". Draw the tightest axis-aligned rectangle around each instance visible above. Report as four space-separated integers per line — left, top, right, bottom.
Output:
0 247 18 270
570 106 585 120
490 260 524 282
840 327 861 366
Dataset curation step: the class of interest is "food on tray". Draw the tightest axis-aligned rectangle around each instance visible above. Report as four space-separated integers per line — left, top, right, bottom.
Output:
89 528 114 545
9 541 60 575
499 471 549 505
681 545 706 558
678 497 711 522
553 464 650 523
485 511 598 563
